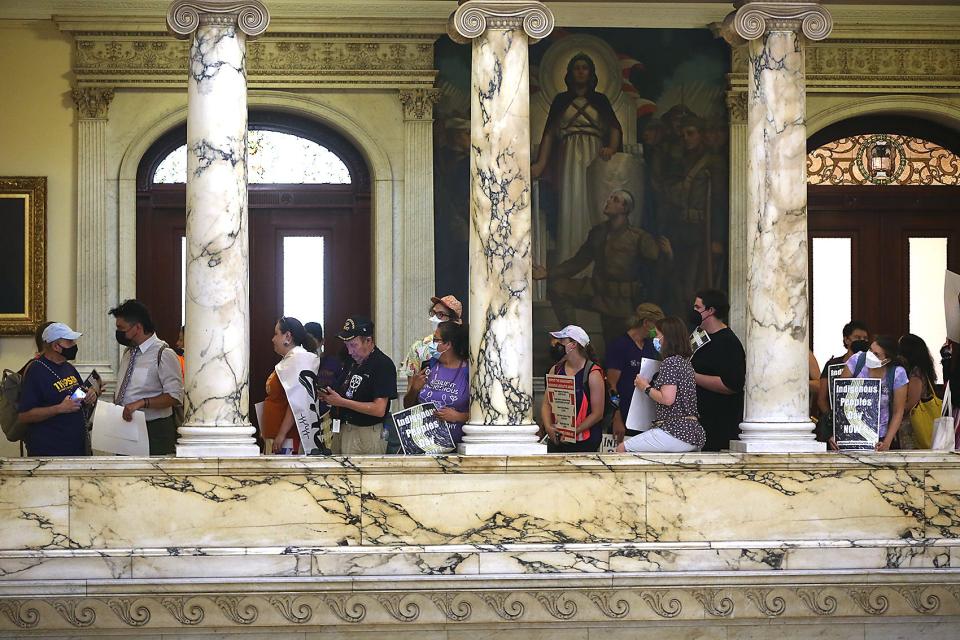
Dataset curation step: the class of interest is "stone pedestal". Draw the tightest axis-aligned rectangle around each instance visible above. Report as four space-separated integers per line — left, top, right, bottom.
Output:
167 0 269 457
71 88 117 384
448 1 554 455
720 1 832 453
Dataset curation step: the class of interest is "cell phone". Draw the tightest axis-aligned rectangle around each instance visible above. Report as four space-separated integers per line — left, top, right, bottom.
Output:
70 387 86 402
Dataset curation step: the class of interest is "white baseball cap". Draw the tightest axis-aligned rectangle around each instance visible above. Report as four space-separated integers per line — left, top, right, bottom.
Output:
42 322 82 343
549 325 590 347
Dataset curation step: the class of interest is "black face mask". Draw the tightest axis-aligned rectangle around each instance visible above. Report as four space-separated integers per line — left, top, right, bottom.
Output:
689 309 705 327
850 339 870 354
549 343 567 362
116 330 133 347
59 344 78 361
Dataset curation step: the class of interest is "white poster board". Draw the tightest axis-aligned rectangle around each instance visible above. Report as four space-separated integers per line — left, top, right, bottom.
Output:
625 358 661 432
546 373 577 443
91 400 149 456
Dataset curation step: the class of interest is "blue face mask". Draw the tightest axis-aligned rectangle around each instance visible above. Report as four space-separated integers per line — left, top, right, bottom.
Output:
427 340 446 361
652 337 662 353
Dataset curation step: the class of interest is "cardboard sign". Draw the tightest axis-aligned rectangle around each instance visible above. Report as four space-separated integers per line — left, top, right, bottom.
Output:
826 363 846 412
392 402 455 455
546 373 577 443
624 358 661 432
832 377 881 451
690 328 711 354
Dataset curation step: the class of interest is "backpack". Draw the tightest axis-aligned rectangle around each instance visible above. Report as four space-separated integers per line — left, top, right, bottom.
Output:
0 361 35 442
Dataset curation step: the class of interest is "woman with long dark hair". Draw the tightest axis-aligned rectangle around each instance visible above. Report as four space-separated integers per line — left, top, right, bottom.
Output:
899 333 938 448
616 316 705 453
531 52 623 264
837 335 909 451
263 316 318 454
402 321 471 450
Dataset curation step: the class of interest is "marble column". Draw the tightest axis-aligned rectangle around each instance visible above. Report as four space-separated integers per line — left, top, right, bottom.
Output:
449 0 554 455
167 0 269 457
399 89 440 362
720 1 832 452
71 88 117 385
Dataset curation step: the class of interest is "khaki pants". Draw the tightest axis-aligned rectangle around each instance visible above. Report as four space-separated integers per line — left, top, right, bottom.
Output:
340 423 386 455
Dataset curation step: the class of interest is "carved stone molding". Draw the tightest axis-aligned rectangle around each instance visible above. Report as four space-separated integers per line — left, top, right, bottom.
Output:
719 1 833 46
72 33 437 88
448 0 555 44
71 87 115 118
726 91 748 124
167 0 270 38
399 88 440 120
2 583 958 632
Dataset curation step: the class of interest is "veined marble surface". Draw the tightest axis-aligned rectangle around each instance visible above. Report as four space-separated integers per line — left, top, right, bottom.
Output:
183 23 252 430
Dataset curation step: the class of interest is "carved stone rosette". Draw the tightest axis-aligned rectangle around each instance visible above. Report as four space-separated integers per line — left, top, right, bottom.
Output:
71 87 115 119
719 1 833 45
399 88 441 121
167 0 270 38
448 0 555 44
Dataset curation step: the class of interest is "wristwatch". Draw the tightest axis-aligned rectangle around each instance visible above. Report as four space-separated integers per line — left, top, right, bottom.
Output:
643 386 652 396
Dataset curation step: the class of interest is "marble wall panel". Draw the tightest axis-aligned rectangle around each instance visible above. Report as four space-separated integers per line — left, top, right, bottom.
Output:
0 476 70 550
311 550 479 576
0 553 130 580
925 468 960 538
68 474 361 548
478 550 609 574
131 553 308 579
609 547 784 572
360 472 645 545
646 469 925 542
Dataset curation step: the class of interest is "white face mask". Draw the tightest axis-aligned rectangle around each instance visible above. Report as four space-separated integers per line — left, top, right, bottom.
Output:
428 315 443 328
863 351 883 369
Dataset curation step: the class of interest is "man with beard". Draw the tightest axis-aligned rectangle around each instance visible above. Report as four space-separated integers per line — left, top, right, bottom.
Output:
533 189 671 346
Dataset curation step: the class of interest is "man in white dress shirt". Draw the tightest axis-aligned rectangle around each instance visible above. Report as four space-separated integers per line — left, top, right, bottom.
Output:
109 299 184 455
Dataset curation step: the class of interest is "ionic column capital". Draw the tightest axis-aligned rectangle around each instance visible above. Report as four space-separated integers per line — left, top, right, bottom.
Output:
448 0 554 44
166 0 270 39
71 87 115 119
718 1 832 46
399 88 441 121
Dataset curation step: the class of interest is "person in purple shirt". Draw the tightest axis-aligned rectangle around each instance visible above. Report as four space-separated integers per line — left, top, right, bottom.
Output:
605 302 664 443
403 321 470 445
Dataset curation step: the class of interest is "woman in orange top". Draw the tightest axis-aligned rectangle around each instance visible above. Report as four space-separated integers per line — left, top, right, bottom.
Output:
261 317 318 454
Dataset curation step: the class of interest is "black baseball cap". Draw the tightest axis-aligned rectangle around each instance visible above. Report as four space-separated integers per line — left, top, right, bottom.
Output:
337 316 374 340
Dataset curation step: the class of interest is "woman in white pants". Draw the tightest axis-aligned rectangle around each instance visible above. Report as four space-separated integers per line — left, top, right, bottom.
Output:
616 316 705 453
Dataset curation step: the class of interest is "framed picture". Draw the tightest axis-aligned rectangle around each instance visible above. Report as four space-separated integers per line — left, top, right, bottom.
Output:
0 177 46 335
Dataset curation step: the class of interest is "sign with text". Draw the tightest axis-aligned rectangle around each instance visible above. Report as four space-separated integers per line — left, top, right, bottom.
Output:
625 358 661 432
392 402 455 455
833 377 881 451
826 363 846 412
546 373 578 443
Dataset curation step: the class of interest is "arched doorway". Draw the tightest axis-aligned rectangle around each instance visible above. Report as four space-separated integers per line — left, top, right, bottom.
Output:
807 116 960 378
136 110 371 419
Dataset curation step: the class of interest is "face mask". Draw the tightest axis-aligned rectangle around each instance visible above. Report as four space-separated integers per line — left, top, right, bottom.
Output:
427 340 447 360
850 339 869 354
689 309 705 327
652 337 662 353
428 315 443 328
549 343 567 362
115 329 133 347
59 344 78 361
863 351 882 369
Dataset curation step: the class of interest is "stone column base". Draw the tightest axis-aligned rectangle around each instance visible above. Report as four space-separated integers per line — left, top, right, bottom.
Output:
458 423 547 455
176 425 261 458
730 420 826 453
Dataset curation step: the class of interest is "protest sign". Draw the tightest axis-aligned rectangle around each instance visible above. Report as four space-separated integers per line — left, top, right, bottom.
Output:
826 363 846 412
546 373 577 443
625 358 661 432
392 402 455 454
833 377 881 451
91 400 149 456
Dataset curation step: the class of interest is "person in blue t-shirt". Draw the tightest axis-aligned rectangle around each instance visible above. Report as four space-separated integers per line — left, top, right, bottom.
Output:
17 322 97 456
605 302 664 444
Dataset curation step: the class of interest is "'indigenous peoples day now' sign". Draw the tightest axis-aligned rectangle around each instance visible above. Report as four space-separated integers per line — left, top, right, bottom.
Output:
832 378 881 451
391 402 455 455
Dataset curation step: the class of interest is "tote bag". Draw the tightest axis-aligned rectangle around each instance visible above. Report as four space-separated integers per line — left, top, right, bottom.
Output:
910 378 942 449
931 382 956 450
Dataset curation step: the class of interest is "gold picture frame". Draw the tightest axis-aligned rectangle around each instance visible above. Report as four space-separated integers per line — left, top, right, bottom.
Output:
0 177 46 335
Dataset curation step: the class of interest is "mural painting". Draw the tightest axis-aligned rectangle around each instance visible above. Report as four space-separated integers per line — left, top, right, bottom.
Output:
434 28 731 361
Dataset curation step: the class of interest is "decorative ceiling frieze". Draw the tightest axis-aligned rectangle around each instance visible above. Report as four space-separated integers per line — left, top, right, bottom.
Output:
71 32 438 89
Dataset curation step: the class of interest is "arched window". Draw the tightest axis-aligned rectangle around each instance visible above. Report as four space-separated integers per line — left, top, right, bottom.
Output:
153 130 352 184
808 133 960 186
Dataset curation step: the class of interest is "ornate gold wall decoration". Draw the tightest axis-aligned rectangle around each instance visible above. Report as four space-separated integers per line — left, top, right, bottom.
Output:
808 133 960 186
0 177 46 335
